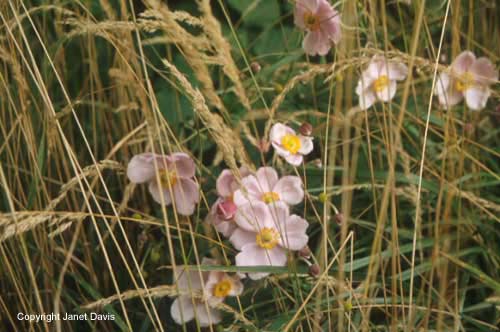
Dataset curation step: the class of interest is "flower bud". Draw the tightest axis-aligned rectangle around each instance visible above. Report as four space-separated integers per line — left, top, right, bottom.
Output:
273 83 284 93
493 104 500 124
344 301 353 312
298 246 312 259
334 213 344 225
138 231 148 251
250 61 261 73
309 264 320 277
150 246 161 263
463 123 474 134
299 122 313 136
312 158 323 169
318 192 328 203
257 139 270 153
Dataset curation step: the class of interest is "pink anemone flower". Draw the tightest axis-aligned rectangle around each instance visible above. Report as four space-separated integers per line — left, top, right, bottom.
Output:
270 123 313 166
294 0 342 56
435 51 498 111
355 55 408 110
233 167 304 208
170 258 243 327
127 152 200 216
229 201 309 280
207 167 251 237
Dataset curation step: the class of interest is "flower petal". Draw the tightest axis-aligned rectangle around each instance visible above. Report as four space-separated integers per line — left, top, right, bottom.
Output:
356 72 376 96
434 73 450 98
451 51 475 74
170 296 195 325
216 169 235 197
366 56 386 79
278 215 309 250
270 123 294 145
148 181 172 206
375 80 397 102
127 153 158 183
273 176 304 205
303 30 331 56
214 220 237 238
233 175 262 207
298 136 314 155
358 89 377 110
234 201 272 232
319 4 341 44
255 167 279 193
470 57 498 85
172 178 200 216
434 73 463 109
295 0 321 16
285 154 304 166
217 199 238 221
465 86 490 111
229 228 256 250
386 62 408 81
170 152 196 179
172 267 204 292
267 201 290 228
194 303 222 327
271 143 292 158
228 276 244 296
235 243 287 280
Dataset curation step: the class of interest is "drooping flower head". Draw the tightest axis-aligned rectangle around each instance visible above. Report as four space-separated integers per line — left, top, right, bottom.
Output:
170 258 243 327
233 167 304 208
127 152 200 216
355 55 408 110
294 0 342 56
270 123 313 166
207 167 250 237
229 202 309 280
435 51 498 111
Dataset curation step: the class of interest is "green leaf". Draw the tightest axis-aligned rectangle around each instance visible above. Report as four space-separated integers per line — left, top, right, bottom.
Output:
184 264 309 274
227 0 281 27
443 252 500 292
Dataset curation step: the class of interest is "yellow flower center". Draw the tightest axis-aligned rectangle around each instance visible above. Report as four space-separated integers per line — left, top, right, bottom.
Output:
281 134 302 154
256 227 280 249
213 279 232 298
455 72 474 92
373 75 390 92
304 12 321 31
159 169 177 188
261 191 280 204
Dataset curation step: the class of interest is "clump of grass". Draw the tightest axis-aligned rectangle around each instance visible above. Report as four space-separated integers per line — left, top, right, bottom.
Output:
0 0 499 331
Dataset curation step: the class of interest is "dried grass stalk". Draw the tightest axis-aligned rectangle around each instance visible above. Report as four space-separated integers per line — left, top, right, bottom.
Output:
162 59 251 171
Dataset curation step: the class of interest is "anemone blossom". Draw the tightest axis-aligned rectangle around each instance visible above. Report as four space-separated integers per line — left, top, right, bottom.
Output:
170 258 243 326
435 51 498 111
127 152 199 216
294 0 342 56
355 55 408 110
233 167 304 208
229 201 309 280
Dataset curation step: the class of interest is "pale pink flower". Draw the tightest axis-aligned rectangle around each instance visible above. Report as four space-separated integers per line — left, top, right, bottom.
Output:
206 167 251 237
355 55 408 110
233 167 304 208
229 201 309 280
270 123 313 166
127 152 200 216
435 51 498 111
170 258 243 327
294 0 342 56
